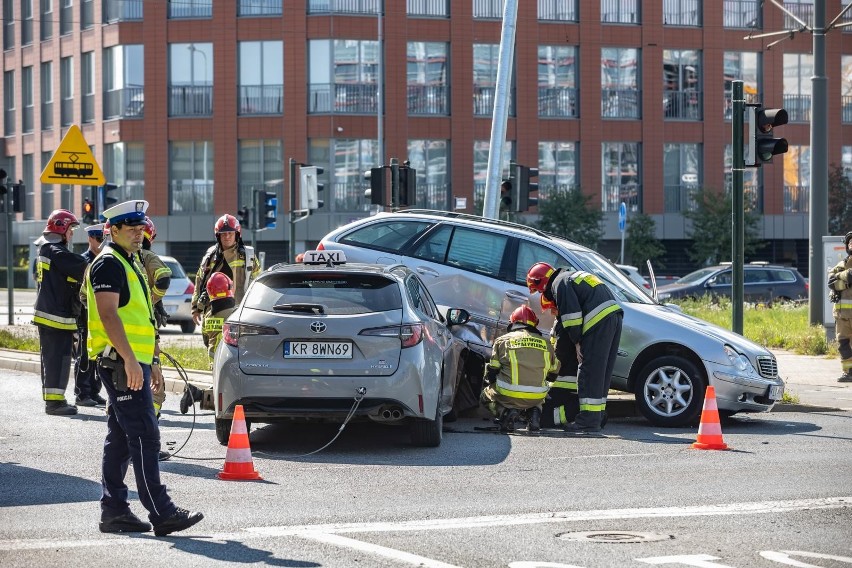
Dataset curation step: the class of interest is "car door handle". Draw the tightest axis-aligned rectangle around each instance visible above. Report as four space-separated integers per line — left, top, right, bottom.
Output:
505 290 528 301
416 266 440 278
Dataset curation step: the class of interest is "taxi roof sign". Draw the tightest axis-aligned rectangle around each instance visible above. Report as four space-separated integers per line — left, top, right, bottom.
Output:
40 125 106 186
302 250 346 265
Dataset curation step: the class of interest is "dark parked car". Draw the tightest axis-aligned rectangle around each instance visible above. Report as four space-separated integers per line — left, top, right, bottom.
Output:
657 262 808 303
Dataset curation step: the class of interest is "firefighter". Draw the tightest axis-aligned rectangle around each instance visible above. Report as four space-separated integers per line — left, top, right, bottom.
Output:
33 209 88 416
527 262 623 433
74 223 107 407
481 305 556 432
828 231 852 382
539 295 582 428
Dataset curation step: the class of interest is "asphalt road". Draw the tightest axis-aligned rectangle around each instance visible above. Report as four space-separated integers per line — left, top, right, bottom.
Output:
0 368 850 567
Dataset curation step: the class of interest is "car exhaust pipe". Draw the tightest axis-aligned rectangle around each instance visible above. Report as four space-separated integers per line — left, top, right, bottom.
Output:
381 409 392 419
390 409 402 420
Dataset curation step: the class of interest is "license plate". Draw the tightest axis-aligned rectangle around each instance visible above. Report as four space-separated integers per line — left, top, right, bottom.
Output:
768 385 784 401
284 341 352 359
165 305 177 315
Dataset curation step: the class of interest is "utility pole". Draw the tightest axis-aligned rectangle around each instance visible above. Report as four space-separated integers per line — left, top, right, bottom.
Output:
809 0 828 325
289 158 297 263
731 81 745 334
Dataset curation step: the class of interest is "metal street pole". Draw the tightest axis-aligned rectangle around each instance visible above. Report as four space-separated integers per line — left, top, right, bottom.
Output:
289 158 297 263
6 203 13 324
809 0 828 325
732 81 745 334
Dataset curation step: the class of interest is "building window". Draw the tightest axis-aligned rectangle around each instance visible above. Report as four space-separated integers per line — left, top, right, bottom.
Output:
663 0 701 26
60 0 73 34
538 141 578 206
602 142 641 212
3 70 13 135
843 0 852 33
309 39 380 114
663 49 702 120
22 66 33 133
308 0 379 15
105 142 145 202
601 47 640 119
407 0 448 18
724 51 760 120
474 44 514 117
841 55 852 123
237 140 284 209
407 42 448 115
169 141 214 214
724 145 761 212
169 43 213 117
60 56 73 126
41 61 53 130
103 0 141 22
238 41 283 115
168 0 210 18
81 52 94 123
663 143 700 213
41 151 54 218
783 146 810 213
724 0 760 28
3 0 14 51
22 0 33 45
104 45 144 119
80 0 93 28
473 140 514 205
538 45 577 118
473 0 502 19
601 0 640 24
539 0 577 21
40 0 52 41
309 138 379 212
237 0 282 16
783 0 813 29
22 153 34 220
783 53 813 122
407 139 449 209
842 146 852 182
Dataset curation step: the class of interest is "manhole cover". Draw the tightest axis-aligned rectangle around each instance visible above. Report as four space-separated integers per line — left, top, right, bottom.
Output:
557 531 673 544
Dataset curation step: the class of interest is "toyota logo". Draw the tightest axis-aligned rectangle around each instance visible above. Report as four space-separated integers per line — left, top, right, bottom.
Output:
310 321 327 334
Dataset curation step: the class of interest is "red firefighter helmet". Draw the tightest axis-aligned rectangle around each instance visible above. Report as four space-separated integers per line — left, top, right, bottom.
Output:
143 217 157 242
510 305 539 328
540 295 557 314
526 262 555 294
214 214 241 235
44 209 80 236
206 272 235 300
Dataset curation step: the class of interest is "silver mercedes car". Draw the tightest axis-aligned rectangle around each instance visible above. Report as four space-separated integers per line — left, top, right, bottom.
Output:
319 210 786 427
212 250 470 447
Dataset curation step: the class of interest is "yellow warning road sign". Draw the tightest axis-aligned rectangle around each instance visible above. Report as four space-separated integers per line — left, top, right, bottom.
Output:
40 125 105 186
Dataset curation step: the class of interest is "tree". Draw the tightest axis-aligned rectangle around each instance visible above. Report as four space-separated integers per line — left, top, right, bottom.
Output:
626 212 666 270
828 163 852 236
535 188 603 249
683 187 761 265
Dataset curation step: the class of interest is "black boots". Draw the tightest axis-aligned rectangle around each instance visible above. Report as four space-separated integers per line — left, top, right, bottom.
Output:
99 511 151 533
179 385 204 415
153 508 204 537
498 409 521 432
45 400 78 416
527 407 542 432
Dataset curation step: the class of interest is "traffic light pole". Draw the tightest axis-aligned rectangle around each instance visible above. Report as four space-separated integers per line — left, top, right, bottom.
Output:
5 195 14 324
731 81 745 334
809 1 827 326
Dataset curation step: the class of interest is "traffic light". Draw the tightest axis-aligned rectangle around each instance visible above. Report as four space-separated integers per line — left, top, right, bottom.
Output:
82 198 96 224
511 163 539 212
11 181 25 213
398 161 417 207
98 183 119 218
501 163 516 212
300 165 325 211
364 167 386 206
237 206 250 229
0 168 6 196
746 104 788 167
254 189 277 229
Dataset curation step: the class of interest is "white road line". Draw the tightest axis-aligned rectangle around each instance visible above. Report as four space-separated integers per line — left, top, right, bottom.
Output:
546 452 656 461
298 532 463 568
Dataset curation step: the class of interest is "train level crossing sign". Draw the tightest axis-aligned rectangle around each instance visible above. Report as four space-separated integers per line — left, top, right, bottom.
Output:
40 125 106 186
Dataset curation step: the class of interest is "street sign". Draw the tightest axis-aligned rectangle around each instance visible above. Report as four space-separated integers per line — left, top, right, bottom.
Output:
40 125 105 186
618 201 627 233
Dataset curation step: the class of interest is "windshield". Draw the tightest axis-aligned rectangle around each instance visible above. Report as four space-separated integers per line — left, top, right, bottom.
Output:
571 250 655 305
677 267 719 285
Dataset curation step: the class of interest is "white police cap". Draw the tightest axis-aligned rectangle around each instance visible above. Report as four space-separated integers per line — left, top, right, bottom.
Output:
85 223 105 236
102 200 148 226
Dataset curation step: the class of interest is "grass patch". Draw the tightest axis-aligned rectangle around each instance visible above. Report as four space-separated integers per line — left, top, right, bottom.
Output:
159 346 211 372
0 329 39 351
780 390 801 405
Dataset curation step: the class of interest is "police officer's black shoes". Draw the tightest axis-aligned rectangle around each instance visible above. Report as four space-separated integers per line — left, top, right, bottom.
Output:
91 393 107 405
45 401 78 416
159 451 171 461
527 407 542 432
75 396 99 407
99 511 152 533
838 373 852 383
153 508 204 537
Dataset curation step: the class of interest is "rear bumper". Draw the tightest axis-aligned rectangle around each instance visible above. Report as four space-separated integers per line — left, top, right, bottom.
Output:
162 294 193 322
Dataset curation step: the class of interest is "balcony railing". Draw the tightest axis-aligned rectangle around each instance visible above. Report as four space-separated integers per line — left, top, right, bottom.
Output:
103 0 143 22
783 185 809 213
663 0 701 26
538 184 580 207
407 0 448 17
407 85 449 115
170 181 214 214
168 86 213 117
308 0 381 15
61 98 73 126
538 0 578 22
601 89 641 119
602 184 642 212
82 94 94 123
309 83 379 114
104 87 145 119
238 85 283 115
782 93 811 122
783 1 812 29
664 184 699 213
601 0 640 24
41 102 53 130
724 90 759 120
724 0 760 28
473 86 515 117
664 90 702 120
842 3 852 32
168 0 212 19
237 0 283 16
408 183 451 210
538 86 578 118
843 95 852 123
473 0 502 18
238 181 283 213
723 181 762 212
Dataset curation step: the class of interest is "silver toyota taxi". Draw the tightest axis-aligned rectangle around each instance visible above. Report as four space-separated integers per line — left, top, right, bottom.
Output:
319 210 786 427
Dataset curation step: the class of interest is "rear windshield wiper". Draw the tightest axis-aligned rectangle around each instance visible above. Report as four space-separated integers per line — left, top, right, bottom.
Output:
273 303 326 314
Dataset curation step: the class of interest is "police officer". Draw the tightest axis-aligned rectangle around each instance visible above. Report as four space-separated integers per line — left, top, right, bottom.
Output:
527 262 623 433
33 209 88 416
481 305 556 432
86 200 203 536
828 231 852 382
74 223 106 407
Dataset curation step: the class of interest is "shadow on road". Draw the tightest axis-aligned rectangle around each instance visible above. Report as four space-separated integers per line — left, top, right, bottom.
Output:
158 536 320 566
0 462 111 506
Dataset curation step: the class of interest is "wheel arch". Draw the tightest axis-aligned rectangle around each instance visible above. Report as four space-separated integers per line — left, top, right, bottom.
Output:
627 342 706 392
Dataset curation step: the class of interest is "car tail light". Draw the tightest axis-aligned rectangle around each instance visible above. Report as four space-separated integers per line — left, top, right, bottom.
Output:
184 282 195 295
222 322 278 347
360 324 424 348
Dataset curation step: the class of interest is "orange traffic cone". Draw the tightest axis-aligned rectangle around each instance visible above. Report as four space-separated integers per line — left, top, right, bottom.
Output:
691 386 729 450
217 405 262 480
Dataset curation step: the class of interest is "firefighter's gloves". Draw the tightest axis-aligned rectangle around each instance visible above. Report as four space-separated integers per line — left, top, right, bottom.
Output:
828 268 852 292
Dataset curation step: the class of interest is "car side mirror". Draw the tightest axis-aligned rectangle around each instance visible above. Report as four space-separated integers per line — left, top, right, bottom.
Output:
445 308 470 327
706 277 716 287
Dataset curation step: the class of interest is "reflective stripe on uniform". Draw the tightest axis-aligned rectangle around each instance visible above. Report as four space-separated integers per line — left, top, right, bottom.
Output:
580 396 607 412
495 378 548 400
549 376 578 392
560 311 583 329
555 406 567 425
32 309 78 330
582 301 621 333
43 388 66 401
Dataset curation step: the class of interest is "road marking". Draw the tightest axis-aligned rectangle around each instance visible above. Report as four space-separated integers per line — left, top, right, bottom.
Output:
760 550 852 566
546 452 656 461
298 532 462 568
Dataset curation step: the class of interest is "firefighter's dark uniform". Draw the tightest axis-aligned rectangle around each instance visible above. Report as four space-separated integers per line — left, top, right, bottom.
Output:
828 249 852 380
541 328 581 428
33 239 88 412
74 247 103 402
137 248 172 416
546 268 623 429
86 243 178 524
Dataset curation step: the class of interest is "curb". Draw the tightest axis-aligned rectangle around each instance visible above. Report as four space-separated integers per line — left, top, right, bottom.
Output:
770 403 844 413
